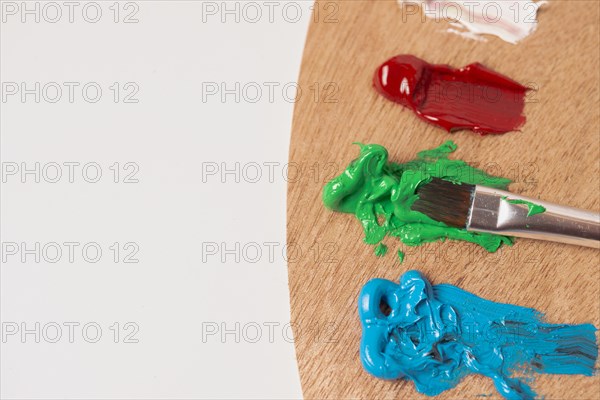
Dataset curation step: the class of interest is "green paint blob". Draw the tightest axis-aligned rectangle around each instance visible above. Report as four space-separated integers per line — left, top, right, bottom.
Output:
397 250 405 264
375 243 388 257
323 141 513 259
501 196 546 216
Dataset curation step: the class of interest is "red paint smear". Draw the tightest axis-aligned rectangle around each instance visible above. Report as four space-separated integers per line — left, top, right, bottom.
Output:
373 55 529 135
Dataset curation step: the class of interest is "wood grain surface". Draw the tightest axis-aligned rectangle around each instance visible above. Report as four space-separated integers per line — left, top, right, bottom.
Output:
287 1 600 399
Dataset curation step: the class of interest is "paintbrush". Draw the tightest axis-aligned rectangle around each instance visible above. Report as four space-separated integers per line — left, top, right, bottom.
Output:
412 178 600 248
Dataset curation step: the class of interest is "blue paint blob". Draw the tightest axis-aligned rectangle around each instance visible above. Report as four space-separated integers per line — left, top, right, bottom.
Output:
358 271 598 399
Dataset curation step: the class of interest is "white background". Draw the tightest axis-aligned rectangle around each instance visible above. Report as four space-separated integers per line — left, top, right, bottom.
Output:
0 1 311 398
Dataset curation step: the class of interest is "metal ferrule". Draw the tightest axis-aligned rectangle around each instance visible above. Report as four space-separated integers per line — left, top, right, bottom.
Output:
467 186 600 249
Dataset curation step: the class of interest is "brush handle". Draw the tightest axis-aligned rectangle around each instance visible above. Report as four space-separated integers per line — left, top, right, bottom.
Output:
468 186 600 249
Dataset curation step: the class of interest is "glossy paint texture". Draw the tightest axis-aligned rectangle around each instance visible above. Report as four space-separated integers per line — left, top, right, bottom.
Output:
322 141 512 259
502 196 547 217
374 55 529 135
359 271 598 399
397 0 546 44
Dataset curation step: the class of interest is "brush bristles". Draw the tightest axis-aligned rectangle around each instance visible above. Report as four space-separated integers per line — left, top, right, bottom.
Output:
412 178 474 228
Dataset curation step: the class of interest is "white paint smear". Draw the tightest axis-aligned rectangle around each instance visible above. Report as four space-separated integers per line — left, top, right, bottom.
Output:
399 0 547 44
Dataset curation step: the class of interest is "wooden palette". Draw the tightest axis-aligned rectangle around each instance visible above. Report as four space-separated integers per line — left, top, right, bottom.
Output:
287 1 599 398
